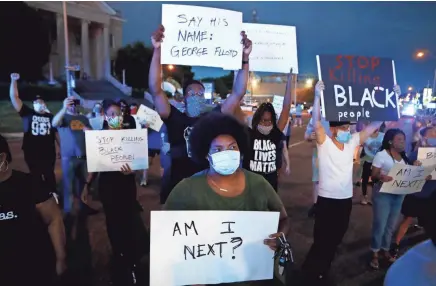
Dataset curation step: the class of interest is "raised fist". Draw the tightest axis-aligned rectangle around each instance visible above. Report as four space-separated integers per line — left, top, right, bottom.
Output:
241 31 252 56
10 73 20 81
151 25 165 49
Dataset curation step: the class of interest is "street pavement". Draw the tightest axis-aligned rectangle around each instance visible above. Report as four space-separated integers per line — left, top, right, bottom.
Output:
5 120 427 286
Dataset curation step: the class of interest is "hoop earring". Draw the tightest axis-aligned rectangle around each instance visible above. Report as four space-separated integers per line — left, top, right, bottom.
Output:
0 161 8 172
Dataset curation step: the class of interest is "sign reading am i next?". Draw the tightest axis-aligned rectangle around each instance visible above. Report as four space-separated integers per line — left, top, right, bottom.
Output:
317 54 400 122
161 4 243 70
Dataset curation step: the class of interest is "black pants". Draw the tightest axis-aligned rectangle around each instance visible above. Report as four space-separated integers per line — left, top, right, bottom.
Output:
302 196 352 281
100 179 149 285
361 161 372 196
24 153 57 192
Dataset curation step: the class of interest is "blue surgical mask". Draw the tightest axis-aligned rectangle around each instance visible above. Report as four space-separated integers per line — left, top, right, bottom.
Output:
336 130 352 143
257 125 273 135
209 150 241 175
427 138 436 147
106 116 123 129
185 96 207 117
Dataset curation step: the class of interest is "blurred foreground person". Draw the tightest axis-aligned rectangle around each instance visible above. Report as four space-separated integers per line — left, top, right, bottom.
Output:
0 134 66 286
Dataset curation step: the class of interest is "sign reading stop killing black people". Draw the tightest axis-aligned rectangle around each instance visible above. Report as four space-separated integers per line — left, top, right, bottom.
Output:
150 211 279 286
316 54 400 122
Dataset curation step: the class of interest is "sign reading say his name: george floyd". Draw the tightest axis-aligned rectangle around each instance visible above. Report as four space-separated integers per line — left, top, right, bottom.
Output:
317 54 400 122
161 4 243 70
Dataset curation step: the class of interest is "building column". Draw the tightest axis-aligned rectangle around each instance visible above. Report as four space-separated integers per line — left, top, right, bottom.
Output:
56 13 65 77
94 26 104 79
103 24 110 77
81 20 91 79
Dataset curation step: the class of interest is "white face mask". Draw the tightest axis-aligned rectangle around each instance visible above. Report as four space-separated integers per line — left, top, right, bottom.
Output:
257 125 273 135
209 150 240 176
33 103 45 113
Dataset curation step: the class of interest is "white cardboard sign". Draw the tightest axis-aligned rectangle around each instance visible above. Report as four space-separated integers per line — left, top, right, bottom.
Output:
150 211 280 286
85 129 148 172
417 147 436 179
161 4 243 69
135 104 164 132
224 23 298 73
380 163 435 195
272 95 284 115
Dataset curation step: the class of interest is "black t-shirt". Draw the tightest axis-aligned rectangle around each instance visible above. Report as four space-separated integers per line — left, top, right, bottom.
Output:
19 105 57 158
0 171 53 283
163 106 212 189
243 127 285 187
99 118 137 199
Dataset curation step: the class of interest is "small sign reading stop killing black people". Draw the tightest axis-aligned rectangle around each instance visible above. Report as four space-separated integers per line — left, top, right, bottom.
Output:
150 211 279 286
316 54 400 122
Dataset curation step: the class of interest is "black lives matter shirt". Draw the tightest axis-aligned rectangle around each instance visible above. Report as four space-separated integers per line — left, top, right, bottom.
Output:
243 127 285 190
19 105 57 159
0 171 54 284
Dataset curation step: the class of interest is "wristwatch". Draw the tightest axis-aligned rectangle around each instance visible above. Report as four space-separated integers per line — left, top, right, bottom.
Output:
242 60 249 65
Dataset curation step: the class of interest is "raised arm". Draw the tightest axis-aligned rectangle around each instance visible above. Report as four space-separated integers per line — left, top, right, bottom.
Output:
277 70 294 131
9 73 22 112
149 25 171 119
52 97 73 127
220 32 252 115
359 85 401 144
313 81 327 145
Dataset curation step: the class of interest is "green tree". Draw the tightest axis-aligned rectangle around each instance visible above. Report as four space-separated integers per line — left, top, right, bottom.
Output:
0 2 51 81
114 42 153 89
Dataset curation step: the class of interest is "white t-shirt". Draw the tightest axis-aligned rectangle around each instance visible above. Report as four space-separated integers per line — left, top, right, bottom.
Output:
318 133 361 199
384 240 436 286
372 149 405 176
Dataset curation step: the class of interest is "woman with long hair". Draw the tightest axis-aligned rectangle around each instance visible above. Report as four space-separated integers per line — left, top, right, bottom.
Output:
241 71 294 191
164 112 290 285
81 100 148 286
369 128 425 269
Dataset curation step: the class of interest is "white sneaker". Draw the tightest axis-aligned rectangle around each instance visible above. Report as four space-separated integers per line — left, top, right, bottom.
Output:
361 196 369 205
140 178 147 187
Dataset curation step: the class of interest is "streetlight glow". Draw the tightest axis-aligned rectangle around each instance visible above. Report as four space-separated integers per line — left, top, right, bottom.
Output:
168 65 174 70
408 86 413 91
305 79 313 87
417 52 425 58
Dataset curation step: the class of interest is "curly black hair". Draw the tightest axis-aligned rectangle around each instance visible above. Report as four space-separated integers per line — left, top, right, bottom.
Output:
0 134 12 163
189 112 249 165
251 102 278 130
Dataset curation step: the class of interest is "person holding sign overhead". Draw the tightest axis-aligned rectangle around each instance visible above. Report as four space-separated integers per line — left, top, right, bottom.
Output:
301 80 399 285
369 129 430 269
149 25 252 204
237 70 294 192
164 112 290 285
81 100 149 286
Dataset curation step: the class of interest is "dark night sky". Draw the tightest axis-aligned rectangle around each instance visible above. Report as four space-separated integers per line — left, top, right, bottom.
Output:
110 1 436 91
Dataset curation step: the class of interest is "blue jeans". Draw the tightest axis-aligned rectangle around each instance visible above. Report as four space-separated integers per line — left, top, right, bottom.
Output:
371 189 405 251
62 157 87 214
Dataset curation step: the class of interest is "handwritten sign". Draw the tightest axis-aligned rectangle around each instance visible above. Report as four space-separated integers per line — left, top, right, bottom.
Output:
418 147 436 179
136 104 163 132
150 211 279 286
316 54 399 122
272 95 284 115
85 129 148 172
380 163 435 195
161 4 243 69
241 23 298 73
89 116 104 130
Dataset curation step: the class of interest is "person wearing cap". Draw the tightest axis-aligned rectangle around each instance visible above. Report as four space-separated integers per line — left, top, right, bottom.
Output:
0 134 66 286
148 25 252 204
301 80 401 285
9 73 59 194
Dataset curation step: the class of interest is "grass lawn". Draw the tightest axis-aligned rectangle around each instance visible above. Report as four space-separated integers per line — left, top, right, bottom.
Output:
0 100 63 133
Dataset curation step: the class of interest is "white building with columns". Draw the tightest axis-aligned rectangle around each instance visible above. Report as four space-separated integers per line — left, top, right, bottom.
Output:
26 1 124 81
